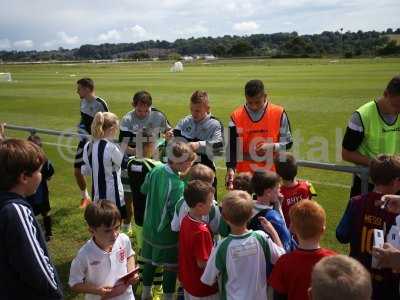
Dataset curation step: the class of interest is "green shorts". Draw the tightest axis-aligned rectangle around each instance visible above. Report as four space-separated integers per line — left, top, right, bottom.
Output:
141 239 178 267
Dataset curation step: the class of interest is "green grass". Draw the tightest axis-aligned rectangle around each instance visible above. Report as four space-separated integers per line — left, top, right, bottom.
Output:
1 58 400 299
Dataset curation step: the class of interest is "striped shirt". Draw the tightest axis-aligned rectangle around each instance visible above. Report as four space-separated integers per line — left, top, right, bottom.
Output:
0 192 63 299
82 139 125 209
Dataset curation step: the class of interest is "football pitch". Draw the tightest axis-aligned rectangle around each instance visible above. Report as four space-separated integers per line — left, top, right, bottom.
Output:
1 58 399 299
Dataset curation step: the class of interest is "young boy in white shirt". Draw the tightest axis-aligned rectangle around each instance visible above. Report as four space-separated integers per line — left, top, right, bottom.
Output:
201 190 285 300
69 200 139 300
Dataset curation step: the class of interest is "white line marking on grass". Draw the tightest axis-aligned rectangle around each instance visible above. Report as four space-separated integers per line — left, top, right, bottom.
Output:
215 166 350 189
42 141 75 149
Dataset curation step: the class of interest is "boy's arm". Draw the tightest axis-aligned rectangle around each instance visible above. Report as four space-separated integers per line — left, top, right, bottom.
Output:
265 233 286 264
336 199 355 244
258 216 283 248
3 204 63 298
140 171 151 195
70 283 112 297
171 197 185 232
200 244 220 286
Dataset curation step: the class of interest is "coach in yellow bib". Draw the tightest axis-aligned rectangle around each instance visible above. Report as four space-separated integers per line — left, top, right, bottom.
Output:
342 75 400 196
225 79 293 188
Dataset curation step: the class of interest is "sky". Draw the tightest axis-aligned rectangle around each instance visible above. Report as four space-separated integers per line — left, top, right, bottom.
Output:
0 0 399 51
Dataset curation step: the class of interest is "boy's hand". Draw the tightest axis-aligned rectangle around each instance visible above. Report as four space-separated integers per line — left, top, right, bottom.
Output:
101 283 129 299
372 243 400 270
165 129 173 141
378 195 400 213
258 216 273 233
97 286 113 297
126 272 140 285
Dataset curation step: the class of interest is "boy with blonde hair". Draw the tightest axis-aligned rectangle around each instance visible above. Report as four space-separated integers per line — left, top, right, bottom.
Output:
310 255 372 300
171 163 220 234
269 200 336 300
201 190 285 300
140 142 196 300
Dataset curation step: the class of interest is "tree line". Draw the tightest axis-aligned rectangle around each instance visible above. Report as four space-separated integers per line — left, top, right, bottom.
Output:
1 29 399 62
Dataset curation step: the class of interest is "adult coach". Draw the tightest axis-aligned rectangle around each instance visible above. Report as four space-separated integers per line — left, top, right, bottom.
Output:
225 79 293 188
119 90 171 233
74 78 108 208
342 75 400 197
174 90 224 195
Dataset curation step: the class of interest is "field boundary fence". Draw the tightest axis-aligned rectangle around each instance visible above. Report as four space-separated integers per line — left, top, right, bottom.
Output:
4 123 370 193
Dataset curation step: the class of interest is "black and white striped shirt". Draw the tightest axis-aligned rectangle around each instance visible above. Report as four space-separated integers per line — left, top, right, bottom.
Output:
82 139 125 209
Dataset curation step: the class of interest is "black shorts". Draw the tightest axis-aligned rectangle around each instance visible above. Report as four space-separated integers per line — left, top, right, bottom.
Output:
74 140 87 168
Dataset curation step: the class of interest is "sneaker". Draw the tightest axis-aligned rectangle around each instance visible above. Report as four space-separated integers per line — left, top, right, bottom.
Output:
152 285 163 300
79 198 92 209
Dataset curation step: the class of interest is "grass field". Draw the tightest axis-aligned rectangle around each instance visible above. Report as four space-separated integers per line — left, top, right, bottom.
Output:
1 58 399 299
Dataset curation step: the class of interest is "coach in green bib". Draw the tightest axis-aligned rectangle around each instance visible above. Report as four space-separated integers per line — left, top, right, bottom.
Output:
342 75 400 197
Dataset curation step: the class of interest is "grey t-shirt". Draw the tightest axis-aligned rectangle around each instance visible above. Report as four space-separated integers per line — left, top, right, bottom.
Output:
119 107 171 143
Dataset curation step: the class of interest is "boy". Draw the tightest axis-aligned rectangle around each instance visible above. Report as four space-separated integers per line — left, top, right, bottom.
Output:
179 180 219 300
336 154 400 300
69 200 138 300
0 139 63 299
125 130 163 297
74 78 108 209
140 142 196 300
26 134 55 241
274 152 316 227
171 163 220 234
232 172 253 195
174 90 224 197
248 170 295 252
310 255 372 300
201 190 285 300
269 200 336 300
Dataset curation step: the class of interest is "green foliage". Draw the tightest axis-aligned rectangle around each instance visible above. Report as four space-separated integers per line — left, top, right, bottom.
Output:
2 29 400 62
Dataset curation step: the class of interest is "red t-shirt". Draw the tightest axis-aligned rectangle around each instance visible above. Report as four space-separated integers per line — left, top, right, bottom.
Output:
269 248 336 300
280 180 316 227
178 215 218 297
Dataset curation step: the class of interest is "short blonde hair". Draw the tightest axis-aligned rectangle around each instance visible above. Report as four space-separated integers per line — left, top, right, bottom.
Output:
222 190 253 226
289 200 325 240
311 255 372 300
167 141 196 164
91 112 119 139
188 163 215 183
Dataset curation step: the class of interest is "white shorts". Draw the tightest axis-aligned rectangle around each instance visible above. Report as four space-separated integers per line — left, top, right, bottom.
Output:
184 290 219 300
